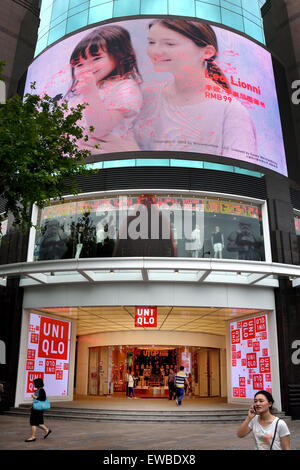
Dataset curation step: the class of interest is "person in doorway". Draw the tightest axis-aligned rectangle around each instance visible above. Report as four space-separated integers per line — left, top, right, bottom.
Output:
125 369 130 397
168 368 176 400
128 372 137 399
25 378 52 442
175 365 188 406
237 390 290 450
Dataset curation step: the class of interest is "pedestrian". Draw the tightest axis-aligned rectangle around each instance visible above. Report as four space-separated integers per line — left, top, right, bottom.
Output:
125 369 129 397
0 382 4 415
128 372 137 399
25 378 52 442
168 368 176 400
237 390 290 450
175 365 188 406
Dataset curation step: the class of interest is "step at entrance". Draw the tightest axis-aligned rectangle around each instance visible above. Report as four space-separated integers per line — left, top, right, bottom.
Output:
5 406 291 424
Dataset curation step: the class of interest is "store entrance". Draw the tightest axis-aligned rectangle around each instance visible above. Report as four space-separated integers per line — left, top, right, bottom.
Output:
87 345 221 398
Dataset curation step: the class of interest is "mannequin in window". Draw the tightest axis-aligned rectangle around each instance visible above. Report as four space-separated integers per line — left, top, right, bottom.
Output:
211 225 224 258
190 224 201 258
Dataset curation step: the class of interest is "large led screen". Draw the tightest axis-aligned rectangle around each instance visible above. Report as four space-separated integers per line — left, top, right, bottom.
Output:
24 313 71 398
24 18 287 175
230 314 272 399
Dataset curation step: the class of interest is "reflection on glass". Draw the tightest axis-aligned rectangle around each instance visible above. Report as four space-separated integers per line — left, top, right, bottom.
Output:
34 194 265 261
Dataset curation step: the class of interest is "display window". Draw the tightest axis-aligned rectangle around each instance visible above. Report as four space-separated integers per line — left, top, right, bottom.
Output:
34 194 265 262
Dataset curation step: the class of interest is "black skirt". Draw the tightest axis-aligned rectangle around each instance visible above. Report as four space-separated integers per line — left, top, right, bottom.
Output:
30 408 44 426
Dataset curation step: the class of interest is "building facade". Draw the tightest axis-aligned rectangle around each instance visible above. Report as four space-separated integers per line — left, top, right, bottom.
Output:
1 0 300 418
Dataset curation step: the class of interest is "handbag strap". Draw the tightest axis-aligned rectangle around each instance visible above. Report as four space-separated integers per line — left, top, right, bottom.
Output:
270 418 280 450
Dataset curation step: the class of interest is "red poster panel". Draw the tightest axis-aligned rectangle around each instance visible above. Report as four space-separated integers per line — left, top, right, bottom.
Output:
246 353 257 368
26 372 44 394
135 306 157 327
253 374 264 390
242 319 255 340
45 359 56 374
231 329 240 344
259 357 271 373
255 315 266 332
38 316 70 360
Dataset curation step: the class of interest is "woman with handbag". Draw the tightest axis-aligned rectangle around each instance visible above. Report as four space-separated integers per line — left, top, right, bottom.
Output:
25 378 52 442
237 390 290 450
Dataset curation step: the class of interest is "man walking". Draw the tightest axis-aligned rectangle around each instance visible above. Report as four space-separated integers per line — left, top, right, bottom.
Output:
175 366 188 406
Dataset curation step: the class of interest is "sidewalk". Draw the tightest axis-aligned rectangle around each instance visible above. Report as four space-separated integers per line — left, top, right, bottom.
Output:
1 412 300 451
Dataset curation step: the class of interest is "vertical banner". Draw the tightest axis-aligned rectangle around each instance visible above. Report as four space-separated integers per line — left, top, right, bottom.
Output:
230 314 272 399
25 313 71 398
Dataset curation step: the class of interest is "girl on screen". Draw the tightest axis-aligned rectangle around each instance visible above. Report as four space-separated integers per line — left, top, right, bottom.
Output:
134 19 257 159
65 25 143 153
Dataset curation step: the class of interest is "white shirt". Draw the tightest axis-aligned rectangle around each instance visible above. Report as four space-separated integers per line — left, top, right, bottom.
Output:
248 416 290 450
134 81 257 159
128 375 134 388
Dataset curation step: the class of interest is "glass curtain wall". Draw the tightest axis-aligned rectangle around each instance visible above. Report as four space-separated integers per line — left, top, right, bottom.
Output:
36 0 266 56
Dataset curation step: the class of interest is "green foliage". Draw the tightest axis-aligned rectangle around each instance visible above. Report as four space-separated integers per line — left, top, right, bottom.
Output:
0 83 98 231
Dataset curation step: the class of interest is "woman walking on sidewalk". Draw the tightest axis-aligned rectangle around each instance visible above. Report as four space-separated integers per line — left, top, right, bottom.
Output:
25 378 52 442
237 390 290 450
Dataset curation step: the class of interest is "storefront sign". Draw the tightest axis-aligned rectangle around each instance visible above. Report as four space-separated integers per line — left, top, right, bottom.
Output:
230 313 272 399
24 313 71 398
135 307 157 327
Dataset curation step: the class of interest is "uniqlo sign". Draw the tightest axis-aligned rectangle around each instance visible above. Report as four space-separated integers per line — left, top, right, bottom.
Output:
135 307 157 327
38 316 69 360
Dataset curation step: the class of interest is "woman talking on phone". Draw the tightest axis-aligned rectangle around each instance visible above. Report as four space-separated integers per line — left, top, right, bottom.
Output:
237 390 290 450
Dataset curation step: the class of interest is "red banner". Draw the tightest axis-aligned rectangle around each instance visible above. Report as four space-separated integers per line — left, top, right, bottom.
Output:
38 317 70 360
135 307 157 327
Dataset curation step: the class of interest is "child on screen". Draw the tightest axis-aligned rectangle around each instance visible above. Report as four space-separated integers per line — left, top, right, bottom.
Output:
65 25 143 153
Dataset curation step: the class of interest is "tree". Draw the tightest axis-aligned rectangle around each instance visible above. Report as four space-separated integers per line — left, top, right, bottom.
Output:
0 68 97 231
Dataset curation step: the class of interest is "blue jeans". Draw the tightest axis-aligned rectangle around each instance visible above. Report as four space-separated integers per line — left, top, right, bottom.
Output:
176 387 184 405
128 387 135 397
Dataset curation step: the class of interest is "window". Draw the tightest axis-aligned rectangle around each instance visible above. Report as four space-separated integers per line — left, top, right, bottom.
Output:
66 10 89 35
88 2 113 24
221 8 244 32
140 0 168 15
48 20 66 44
196 1 221 23
113 0 140 17
168 0 196 16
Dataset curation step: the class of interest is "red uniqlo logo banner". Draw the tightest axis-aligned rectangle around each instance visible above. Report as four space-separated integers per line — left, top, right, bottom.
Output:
26 360 35 371
45 359 56 374
26 372 44 393
242 319 255 340
135 307 157 327
246 353 257 368
253 374 264 390
255 315 266 332
38 317 70 360
259 357 271 373
231 329 240 344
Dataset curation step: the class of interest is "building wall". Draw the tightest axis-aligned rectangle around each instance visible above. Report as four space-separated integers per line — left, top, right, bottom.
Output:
0 0 40 98
262 0 300 184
